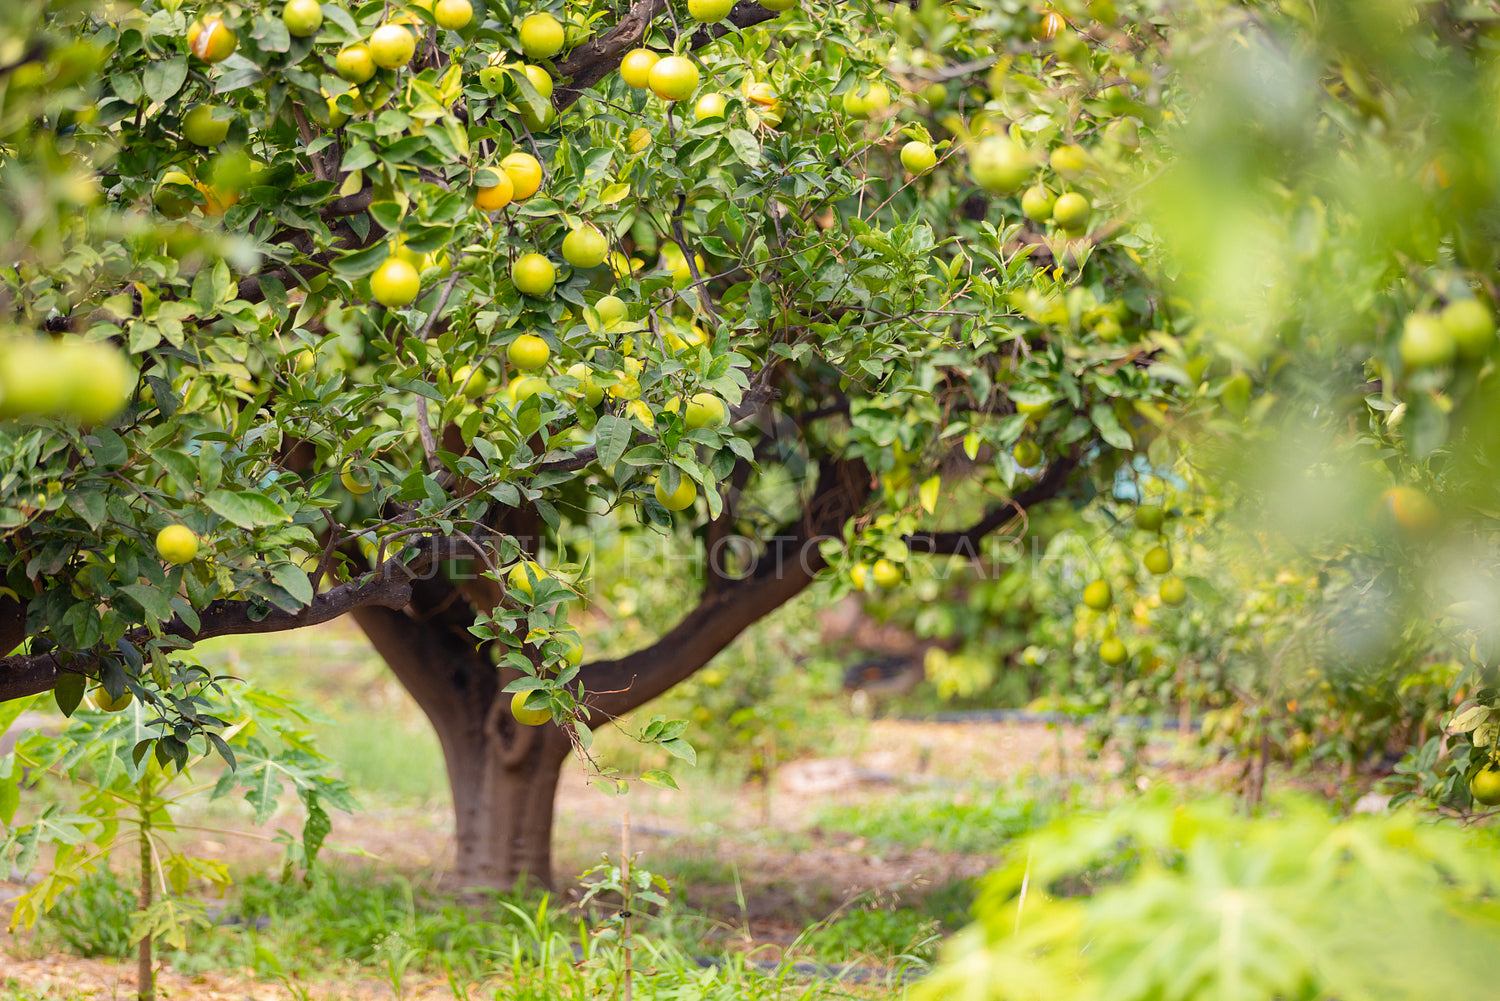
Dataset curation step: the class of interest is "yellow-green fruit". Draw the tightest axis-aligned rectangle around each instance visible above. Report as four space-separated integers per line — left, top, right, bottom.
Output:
155 524 199 564
562 225 609 268
684 393 727 428
620 49 659 88
282 0 323 36
508 333 550 370
1380 485 1440 536
60 341 135 424
1442 298 1495 359
371 257 421 307
154 170 196 218
340 459 373 494
500 151 543 199
1012 438 1041 467
452 364 491 399
1099 637 1128 666
687 0 734 21
1082 579 1111 611
557 634 583 666
694 92 727 121
511 689 551 725
648 55 699 102
969 135 1033 195
434 0 473 30
1143 545 1173 575
89 685 135 712
1159 576 1187 606
595 294 627 324
510 374 549 401
511 254 556 297
336 43 376 82
519 12 566 60
655 475 697 511
1399 312 1456 369
1049 143 1089 180
508 558 544 596
849 562 871 590
900 141 937 174
566 362 603 405
871 558 902 589
1135 504 1165 532
369 23 416 68
183 104 229 146
1021 184 1055 222
1471 766 1500 806
515 63 554 100
1052 191 1091 232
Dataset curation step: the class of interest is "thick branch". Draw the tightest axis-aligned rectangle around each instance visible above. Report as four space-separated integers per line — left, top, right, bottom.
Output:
0 534 503 704
905 453 1080 556
579 455 870 720
554 1 781 111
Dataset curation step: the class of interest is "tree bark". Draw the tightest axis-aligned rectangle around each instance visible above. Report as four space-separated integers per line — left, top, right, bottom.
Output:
351 576 573 890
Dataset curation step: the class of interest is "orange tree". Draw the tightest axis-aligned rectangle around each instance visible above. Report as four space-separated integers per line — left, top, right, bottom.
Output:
0 0 1186 889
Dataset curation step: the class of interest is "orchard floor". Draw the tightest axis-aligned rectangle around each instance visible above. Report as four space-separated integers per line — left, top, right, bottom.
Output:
0 713 1250 1001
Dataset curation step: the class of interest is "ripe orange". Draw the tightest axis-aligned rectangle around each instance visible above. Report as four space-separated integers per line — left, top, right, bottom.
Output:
500 151 542 199
156 524 199 564
474 169 514 211
188 17 238 62
694 92 727 121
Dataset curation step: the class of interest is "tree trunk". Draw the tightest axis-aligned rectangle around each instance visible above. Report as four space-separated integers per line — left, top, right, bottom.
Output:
352 596 572 891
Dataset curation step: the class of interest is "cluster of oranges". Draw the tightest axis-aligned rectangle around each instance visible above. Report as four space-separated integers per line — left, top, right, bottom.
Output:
1080 503 1187 666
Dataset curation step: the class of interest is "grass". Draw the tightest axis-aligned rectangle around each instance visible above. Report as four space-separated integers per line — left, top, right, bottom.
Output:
811 785 1045 855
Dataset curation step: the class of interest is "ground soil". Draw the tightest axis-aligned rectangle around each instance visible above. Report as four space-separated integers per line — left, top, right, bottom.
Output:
0 715 1223 1000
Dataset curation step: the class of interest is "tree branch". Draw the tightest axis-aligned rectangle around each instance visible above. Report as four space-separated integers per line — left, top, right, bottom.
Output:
0 534 503 704
904 453 1080 556
554 0 782 112
578 455 870 720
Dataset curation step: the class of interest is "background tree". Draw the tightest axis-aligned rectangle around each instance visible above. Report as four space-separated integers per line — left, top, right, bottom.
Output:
0 0 1186 891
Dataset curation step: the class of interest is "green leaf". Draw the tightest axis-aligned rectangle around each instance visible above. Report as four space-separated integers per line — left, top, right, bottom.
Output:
269 563 315 608
143 56 188 103
595 414 631 469
1089 403 1133 451
640 769 678 790
203 490 290 528
54 672 86 718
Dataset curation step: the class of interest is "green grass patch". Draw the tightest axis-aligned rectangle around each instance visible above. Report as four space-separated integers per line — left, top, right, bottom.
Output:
812 787 1044 855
